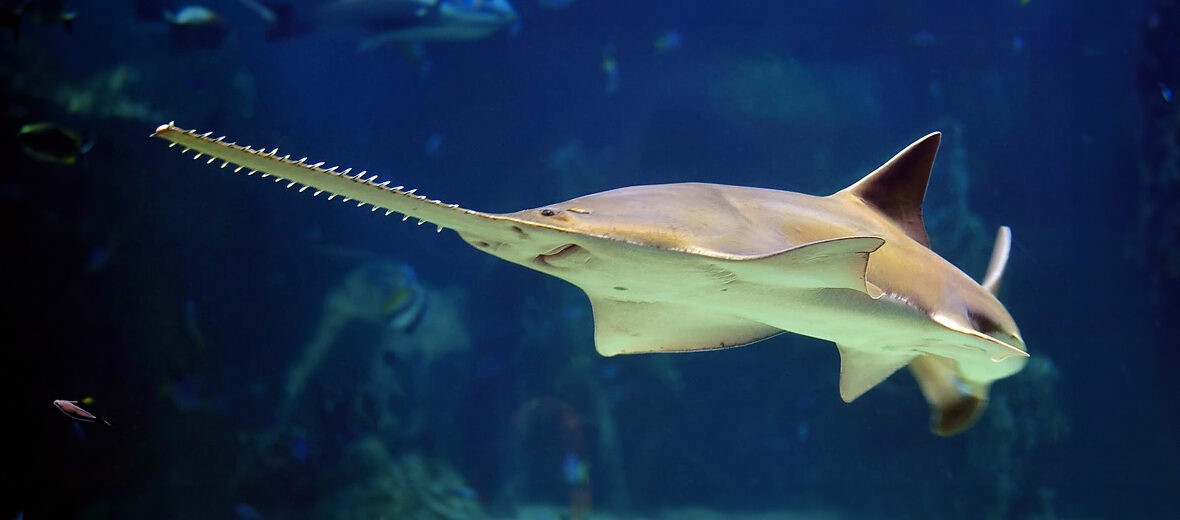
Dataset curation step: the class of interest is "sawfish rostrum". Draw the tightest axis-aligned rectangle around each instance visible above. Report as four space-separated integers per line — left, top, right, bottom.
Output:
152 123 1028 435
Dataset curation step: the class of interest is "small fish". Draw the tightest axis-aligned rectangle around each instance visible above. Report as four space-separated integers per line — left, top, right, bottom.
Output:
1160 82 1173 103
386 287 427 332
164 6 228 50
382 287 413 315
377 264 427 332
53 399 110 426
240 0 518 46
17 121 90 165
164 5 221 26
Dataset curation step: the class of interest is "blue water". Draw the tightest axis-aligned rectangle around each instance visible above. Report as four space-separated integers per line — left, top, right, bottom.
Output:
3 1 1175 519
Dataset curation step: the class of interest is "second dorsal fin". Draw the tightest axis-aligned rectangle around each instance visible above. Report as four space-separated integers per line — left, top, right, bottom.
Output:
835 132 941 248
981 226 1012 295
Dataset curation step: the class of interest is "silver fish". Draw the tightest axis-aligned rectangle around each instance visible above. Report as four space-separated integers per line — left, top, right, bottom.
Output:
53 399 110 426
238 0 518 45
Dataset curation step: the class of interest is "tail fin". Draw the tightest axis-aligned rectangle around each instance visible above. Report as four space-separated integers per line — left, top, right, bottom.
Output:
909 355 989 436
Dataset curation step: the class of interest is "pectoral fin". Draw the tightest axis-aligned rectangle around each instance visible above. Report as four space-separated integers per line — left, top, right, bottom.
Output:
591 299 782 356
836 345 913 402
727 236 885 294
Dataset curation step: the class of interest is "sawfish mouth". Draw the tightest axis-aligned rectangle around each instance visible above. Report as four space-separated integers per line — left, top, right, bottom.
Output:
536 243 583 266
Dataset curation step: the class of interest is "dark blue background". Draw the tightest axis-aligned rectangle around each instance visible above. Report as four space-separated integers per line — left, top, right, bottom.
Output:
2 1 1171 519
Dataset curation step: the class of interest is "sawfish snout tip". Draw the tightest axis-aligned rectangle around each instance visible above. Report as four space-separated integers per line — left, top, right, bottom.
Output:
152 122 175 137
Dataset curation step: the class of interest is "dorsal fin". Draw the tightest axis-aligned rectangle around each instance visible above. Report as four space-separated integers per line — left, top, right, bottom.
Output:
981 226 1011 295
835 132 941 248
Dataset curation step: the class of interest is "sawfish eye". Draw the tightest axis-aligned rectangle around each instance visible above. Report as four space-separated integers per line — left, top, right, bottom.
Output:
540 209 557 217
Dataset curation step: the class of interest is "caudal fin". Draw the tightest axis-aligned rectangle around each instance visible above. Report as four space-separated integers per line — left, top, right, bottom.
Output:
909 354 989 435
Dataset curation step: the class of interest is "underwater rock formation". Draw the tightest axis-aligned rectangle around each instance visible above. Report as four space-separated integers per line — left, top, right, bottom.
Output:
966 356 1066 520
3 21 255 126
277 261 427 423
52 65 166 123
274 260 471 441
329 436 485 520
228 260 477 518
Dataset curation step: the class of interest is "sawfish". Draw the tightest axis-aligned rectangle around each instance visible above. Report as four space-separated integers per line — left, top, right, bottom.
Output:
151 123 1028 435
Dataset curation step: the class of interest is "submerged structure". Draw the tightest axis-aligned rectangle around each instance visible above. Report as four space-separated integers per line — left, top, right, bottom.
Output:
152 123 1028 435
